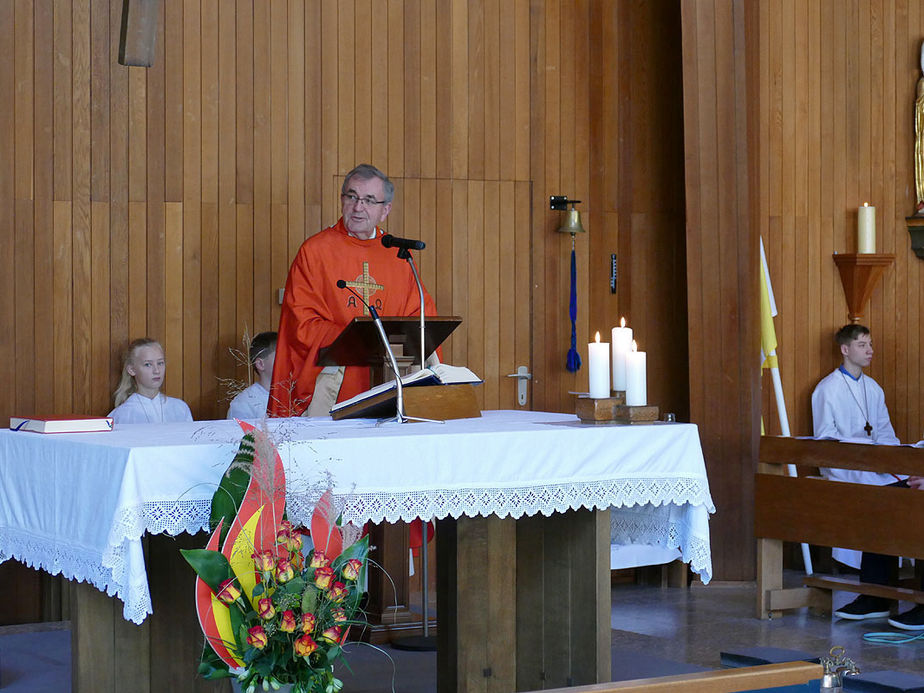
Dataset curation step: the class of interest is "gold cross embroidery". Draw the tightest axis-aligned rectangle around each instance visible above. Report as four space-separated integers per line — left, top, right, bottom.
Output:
345 263 384 316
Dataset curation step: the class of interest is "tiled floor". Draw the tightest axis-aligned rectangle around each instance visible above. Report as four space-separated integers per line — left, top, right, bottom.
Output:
1 578 922 692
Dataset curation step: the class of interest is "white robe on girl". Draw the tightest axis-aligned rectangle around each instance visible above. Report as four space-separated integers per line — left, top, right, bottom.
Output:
108 392 193 424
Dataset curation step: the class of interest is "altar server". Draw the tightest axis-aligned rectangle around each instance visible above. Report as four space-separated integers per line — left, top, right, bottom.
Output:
227 331 276 420
109 338 193 424
811 324 923 630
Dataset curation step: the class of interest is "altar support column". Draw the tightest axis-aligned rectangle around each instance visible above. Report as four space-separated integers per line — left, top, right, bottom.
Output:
437 509 610 692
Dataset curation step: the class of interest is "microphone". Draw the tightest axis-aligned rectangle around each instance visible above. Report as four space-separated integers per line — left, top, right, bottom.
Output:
336 279 380 320
381 234 425 251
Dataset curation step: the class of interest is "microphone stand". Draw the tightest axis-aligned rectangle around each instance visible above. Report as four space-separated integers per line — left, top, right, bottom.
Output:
389 247 439 652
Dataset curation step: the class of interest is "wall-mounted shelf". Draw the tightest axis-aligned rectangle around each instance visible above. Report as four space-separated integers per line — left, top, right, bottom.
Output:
832 253 894 323
906 217 924 259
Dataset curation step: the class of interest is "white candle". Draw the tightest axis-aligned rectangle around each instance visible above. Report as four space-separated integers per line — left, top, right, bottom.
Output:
611 317 633 391
588 332 611 399
858 203 876 253
625 340 647 406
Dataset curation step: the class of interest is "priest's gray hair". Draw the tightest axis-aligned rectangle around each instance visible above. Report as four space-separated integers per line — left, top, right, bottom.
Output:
342 163 395 203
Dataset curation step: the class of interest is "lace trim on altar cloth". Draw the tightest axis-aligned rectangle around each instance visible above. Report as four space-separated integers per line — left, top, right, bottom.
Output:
286 476 715 527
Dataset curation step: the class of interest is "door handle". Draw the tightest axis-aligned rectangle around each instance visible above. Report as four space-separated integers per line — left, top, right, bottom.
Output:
506 366 532 406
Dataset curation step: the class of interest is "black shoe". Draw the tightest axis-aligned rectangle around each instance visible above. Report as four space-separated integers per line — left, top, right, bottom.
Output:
834 595 891 620
887 604 924 631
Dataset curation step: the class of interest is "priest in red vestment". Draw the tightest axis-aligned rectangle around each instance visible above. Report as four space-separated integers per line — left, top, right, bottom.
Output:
269 164 438 417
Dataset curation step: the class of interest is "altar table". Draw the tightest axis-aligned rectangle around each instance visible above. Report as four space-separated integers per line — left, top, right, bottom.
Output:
0 411 714 692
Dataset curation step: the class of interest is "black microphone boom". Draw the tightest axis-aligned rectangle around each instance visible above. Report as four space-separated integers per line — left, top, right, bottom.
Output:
381 234 425 251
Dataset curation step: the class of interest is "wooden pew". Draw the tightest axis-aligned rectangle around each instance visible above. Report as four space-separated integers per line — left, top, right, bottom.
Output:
524 661 823 692
756 436 924 619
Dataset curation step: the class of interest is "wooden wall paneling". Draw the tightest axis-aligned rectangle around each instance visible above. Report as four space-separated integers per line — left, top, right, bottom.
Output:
527 0 546 410
161 0 180 204
417 178 437 304
53 201 74 413
450 0 468 178
352 0 372 167
252 0 273 339
13 199 35 416
91 202 111 415
144 9 166 350
435 178 454 360
235 203 254 361
182 0 202 412
270 0 287 209
235 0 254 205
451 179 469 369
483 182 500 408
497 180 516 409
483 0 499 181
217 0 237 392
336 1 355 175
513 0 529 181
467 0 485 181
419 0 436 178
199 0 219 419
434 0 451 178
498 0 515 182
72 0 92 415
319 0 337 188
514 181 531 408
467 181 486 410
0 2 13 418
387 0 404 178
404 0 422 177
90 0 109 202
164 202 183 400
53 0 71 201
285 0 306 294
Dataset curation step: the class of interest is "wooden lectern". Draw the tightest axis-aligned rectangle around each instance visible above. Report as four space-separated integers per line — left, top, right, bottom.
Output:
319 315 481 422
318 315 478 642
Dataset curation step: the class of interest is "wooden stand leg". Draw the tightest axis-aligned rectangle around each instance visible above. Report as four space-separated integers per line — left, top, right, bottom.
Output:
438 509 610 693
757 537 782 619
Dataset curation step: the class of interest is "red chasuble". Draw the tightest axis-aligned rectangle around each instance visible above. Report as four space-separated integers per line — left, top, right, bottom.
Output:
269 218 438 417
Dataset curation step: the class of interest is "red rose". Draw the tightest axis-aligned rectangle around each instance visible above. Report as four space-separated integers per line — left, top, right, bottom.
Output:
294 633 318 657
320 625 342 644
328 581 348 603
341 558 363 581
300 612 316 633
280 610 297 633
215 578 241 605
247 625 268 649
314 566 334 590
310 550 330 568
257 597 275 620
252 549 276 573
275 557 295 583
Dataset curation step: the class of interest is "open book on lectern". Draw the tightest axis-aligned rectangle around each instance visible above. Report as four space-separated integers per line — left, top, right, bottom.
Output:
330 364 482 415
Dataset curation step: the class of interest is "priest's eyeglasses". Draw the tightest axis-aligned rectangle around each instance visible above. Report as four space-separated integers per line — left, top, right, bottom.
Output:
341 192 387 207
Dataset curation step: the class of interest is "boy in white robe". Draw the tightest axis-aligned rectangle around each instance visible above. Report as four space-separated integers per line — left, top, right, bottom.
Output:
811 324 922 630
227 332 276 420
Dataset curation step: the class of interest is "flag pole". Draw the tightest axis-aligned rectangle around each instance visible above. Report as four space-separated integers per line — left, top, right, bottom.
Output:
760 238 813 575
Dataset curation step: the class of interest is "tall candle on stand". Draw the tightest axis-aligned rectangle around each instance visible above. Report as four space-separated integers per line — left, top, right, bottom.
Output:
611 317 633 391
588 332 611 399
625 340 647 406
858 203 876 253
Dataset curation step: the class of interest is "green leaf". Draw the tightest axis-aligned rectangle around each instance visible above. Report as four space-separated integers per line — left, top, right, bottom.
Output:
302 585 319 613
197 641 233 679
210 433 257 544
179 548 233 593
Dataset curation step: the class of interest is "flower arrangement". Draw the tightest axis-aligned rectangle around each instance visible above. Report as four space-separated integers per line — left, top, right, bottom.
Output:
181 421 368 693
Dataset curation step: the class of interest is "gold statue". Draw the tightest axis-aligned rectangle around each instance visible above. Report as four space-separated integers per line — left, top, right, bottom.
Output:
915 41 924 215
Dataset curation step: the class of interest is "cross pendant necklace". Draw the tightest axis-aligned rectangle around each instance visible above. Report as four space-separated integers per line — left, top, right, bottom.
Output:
863 420 873 436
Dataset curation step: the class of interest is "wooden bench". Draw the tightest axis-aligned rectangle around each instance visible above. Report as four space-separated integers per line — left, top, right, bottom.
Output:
524 661 823 692
756 436 924 619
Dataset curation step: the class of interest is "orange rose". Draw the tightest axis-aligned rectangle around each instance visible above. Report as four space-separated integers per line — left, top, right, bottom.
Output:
294 633 318 657
341 558 363 581
276 520 292 544
328 582 348 603
257 597 275 620
313 566 334 590
247 625 268 649
300 612 316 633
279 609 297 633
331 607 347 623
252 549 276 573
287 533 303 552
215 578 241 605
320 625 342 644
275 557 295 583
310 550 330 568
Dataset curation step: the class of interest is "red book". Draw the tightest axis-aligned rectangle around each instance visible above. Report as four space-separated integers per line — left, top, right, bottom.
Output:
9 416 114 434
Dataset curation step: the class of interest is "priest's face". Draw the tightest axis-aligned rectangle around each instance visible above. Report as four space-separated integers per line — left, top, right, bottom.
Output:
341 176 392 240
841 334 873 371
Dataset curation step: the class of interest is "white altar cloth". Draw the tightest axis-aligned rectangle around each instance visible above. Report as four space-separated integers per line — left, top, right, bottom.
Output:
0 410 714 624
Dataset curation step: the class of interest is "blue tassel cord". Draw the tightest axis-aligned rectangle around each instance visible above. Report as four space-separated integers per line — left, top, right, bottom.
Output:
566 242 581 373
